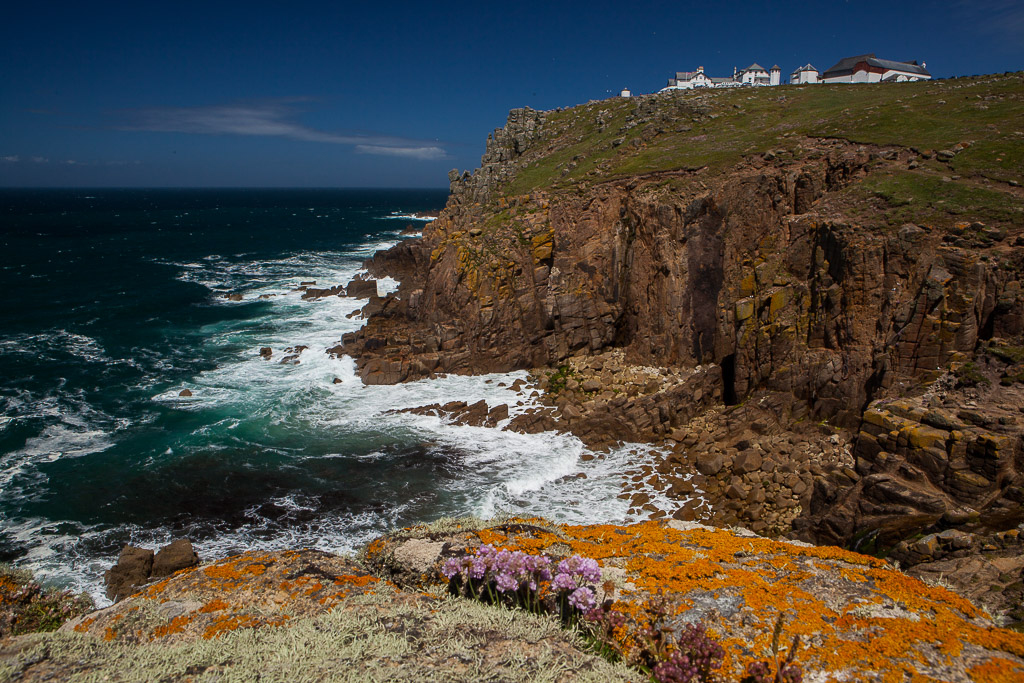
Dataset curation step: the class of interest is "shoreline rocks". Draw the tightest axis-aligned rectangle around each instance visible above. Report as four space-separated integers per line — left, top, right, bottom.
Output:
9 519 1022 682
103 539 198 602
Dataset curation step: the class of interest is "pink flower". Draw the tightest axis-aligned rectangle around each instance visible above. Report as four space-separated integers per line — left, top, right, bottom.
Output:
568 586 595 611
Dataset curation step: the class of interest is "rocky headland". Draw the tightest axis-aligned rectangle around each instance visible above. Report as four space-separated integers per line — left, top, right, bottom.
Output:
333 72 1024 628
2 74 1024 681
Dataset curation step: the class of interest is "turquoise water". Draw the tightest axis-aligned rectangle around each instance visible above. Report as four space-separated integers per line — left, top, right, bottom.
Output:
0 188 669 602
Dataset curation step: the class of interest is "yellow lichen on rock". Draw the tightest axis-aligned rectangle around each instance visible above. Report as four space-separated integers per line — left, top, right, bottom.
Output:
367 519 1024 682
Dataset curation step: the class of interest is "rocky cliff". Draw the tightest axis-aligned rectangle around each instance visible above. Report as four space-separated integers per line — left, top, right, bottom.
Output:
335 73 1024 621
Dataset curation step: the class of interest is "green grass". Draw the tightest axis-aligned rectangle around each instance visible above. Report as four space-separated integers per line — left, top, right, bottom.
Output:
855 170 1024 227
498 73 1024 206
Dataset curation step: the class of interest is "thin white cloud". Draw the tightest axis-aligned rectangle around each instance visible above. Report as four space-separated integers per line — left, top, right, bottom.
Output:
355 145 448 160
0 155 136 167
121 101 447 160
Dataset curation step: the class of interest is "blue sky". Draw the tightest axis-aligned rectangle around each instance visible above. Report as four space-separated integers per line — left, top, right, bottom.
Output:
2 0 1021 188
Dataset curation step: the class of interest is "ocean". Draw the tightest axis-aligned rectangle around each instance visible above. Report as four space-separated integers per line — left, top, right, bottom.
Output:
0 188 670 603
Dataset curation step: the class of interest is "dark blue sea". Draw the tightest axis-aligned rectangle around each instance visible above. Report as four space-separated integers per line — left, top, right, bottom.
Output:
0 188 667 601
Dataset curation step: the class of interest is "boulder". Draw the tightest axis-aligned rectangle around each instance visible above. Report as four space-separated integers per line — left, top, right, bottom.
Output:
103 545 154 602
484 403 510 427
301 285 345 300
152 539 199 578
178 389 192 397
695 451 724 476
346 277 379 299
103 539 201 602
732 449 763 475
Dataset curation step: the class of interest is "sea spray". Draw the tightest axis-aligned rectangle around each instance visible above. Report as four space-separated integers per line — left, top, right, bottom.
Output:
0 189 683 605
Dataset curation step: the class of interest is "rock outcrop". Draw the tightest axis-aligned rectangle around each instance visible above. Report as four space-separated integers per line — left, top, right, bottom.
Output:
0 544 634 682
332 74 1024 619
364 519 1024 682
103 539 199 602
6 520 1023 682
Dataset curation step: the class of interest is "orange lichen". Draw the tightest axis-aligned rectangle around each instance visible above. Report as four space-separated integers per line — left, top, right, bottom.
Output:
202 613 290 640
333 574 379 588
967 658 1024 682
365 537 389 559
103 627 117 642
203 613 257 639
447 521 1024 681
200 556 271 592
151 614 194 639
198 598 230 613
141 578 172 598
73 617 95 633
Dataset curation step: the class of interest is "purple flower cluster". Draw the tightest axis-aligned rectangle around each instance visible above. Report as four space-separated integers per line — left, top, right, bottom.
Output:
651 623 725 683
552 554 601 611
442 546 606 619
442 544 552 595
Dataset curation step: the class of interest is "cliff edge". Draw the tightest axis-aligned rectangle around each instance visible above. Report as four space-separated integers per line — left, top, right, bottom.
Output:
3 520 1023 681
334 73 1024 624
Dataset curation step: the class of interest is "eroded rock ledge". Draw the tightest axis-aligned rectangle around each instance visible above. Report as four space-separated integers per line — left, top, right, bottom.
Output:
3 521 1022 682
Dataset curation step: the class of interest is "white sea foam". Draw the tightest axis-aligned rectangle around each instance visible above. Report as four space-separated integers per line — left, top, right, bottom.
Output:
376 211 435 222
152 234 687 534
0 387 123 492
5 217 690 603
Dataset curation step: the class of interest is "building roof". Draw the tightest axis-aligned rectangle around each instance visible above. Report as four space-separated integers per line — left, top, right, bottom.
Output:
771 65 780 70
742 63 767 73
822 53 931 79
791 63 818 73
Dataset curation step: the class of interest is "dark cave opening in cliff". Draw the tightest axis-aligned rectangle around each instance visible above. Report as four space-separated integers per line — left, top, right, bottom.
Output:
979 309 997 341
721 354 738 406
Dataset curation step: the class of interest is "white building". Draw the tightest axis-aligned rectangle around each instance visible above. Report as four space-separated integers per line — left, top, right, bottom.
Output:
660 63 781 91
821 54 931 83
737 63 781 86
620 87 632 97
790 64 820 84
664 66 715 90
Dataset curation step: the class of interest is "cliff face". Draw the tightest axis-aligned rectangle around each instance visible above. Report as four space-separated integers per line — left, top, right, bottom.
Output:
336 74 1024 597
344 86 1023 427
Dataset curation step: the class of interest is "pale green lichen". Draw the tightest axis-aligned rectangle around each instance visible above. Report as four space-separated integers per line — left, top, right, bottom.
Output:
0 583 634 682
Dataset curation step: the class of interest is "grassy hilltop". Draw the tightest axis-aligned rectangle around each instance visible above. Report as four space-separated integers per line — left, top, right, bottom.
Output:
501 73 1024 229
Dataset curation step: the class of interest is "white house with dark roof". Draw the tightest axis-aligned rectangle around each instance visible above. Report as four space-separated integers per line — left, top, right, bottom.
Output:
661 63 781 91
737 63 781 86
821 54 931 83
664 66 715 89
790 64 820 84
